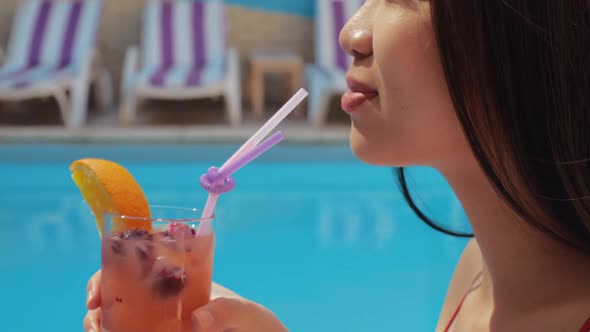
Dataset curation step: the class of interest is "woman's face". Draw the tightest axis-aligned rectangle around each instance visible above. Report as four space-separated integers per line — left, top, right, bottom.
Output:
340 0 472 168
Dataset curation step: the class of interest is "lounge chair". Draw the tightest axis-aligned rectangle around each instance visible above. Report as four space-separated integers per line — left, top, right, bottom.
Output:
0 0 112 129
120 0 242 127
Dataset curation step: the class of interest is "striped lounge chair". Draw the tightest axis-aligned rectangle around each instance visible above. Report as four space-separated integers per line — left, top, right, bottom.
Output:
120 0 242 127
306 0 363 127
0 0 112 129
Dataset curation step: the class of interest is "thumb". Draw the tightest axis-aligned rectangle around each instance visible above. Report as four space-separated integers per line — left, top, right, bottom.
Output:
192 297 288 332
192 297 245 332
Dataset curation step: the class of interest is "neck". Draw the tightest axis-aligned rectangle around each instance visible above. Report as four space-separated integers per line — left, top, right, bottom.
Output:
438 162 590 316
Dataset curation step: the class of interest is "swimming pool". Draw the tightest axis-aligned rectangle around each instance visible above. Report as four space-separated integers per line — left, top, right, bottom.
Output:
0 143 470 332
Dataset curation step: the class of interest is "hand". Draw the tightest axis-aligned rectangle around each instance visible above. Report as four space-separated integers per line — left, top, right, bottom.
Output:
84 270 288 332
84 270 101 332
191 286 289 332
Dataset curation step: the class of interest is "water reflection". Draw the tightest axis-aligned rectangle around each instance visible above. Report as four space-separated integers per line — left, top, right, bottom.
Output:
316 199 397 251
0 183 470 262
0 193 99 266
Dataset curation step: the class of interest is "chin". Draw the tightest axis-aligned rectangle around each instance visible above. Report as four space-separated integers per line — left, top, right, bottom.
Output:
349 122 420 167
350 124 392 166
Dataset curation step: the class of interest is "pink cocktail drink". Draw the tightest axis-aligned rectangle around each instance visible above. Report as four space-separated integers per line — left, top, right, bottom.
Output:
100 207 215 332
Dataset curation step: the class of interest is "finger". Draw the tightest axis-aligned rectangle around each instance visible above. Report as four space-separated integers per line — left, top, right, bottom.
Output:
86 270 102 309
192 297 244 332
193 298 289 332
83 309 101 332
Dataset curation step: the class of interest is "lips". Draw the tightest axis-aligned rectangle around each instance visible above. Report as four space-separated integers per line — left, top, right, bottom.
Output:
341 78 378 113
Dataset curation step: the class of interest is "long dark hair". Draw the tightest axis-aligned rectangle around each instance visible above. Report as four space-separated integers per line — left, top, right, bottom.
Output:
402 0 590 252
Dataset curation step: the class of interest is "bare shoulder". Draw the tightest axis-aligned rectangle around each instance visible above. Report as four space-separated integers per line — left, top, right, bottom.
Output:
434 239 483 332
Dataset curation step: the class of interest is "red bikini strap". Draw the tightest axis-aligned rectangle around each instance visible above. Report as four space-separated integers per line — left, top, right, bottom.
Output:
444 289 590 332
443 292 469 332
444 271 483 332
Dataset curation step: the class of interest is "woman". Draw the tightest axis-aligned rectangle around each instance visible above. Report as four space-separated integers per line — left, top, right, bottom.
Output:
85 0 590 331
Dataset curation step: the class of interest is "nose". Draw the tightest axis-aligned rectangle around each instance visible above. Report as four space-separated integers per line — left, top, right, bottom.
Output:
339 3 373 60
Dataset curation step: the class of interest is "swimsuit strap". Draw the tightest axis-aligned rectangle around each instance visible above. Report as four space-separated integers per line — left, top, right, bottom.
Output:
443 292 469 332
444 296 590 332
443 270 483 332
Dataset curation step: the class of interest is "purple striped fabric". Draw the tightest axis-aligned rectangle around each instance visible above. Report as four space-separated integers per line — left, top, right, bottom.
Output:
13 81 28 88
150 1 174 86
0 1 53 81
186 1 205 86
8 1 85 88
0 0 104 89
11 68 70 88
28 0 52 67
192 1 205 67
144 1 226 88
58 1 83 68
185 66 205 87
0 67 29 80
332 1 348 71
11 67 45 86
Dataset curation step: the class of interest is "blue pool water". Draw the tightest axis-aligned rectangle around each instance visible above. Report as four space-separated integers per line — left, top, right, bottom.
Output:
0 144 470 332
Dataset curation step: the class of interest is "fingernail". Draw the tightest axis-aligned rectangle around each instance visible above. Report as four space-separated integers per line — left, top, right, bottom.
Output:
192 310 215 331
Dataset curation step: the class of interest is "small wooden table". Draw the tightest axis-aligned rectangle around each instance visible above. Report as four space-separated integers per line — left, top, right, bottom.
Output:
248 50 305 119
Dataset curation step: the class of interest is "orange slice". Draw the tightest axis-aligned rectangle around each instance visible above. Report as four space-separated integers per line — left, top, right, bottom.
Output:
69 158 151 237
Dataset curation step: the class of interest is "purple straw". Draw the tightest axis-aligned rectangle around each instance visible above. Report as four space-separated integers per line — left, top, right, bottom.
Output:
197 131 285 236
199 131 284 195
219 131 284 177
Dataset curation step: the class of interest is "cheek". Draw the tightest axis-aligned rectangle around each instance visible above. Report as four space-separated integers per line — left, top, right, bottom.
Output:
350 20 471 166
348 100 431 166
